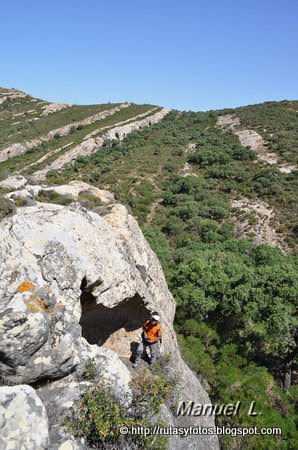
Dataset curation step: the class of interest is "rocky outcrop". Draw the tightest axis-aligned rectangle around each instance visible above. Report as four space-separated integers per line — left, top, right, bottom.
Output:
0 174 28 190
235 129 278 164
0 104 129 161
216 114 240 130
230 196 287 252
40 103 71 116
31 108 170 180
180 162 198 177
0 385 49 449
4 179 115 205
83 106 159 140
0 182 218 449
0 88 29 105
217 114 296 173
21 142 74 173
185 142 197 154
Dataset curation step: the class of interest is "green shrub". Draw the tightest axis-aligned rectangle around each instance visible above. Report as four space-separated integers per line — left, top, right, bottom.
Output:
177 334 216 380
65 385 140 448
78 192 103 209
0 170 11 181
162 216 185 235
0 196 16 219
81 358 96 380
46 169 59 178
143 227 172 277
36 190 72 206
14 197 28 207
65 372 173 449
130 369 175 415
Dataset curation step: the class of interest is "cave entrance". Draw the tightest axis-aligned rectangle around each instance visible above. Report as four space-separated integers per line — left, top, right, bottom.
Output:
79 280 150 357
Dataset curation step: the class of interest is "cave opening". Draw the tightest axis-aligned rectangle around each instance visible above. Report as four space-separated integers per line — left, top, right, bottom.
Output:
79 278 151 357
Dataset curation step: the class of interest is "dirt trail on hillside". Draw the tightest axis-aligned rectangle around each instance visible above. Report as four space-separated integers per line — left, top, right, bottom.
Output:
146 197 163 227
230 196 288 253
217 114 296 173
0 104 129 162
31 108 170 180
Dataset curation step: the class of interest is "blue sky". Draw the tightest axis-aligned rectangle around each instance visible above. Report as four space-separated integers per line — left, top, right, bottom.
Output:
1 0 297 110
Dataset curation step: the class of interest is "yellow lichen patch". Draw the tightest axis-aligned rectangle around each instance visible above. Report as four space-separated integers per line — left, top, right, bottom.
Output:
55 302 64 309
27 301 39 313
17 281 35 292
34 297 51 313
26 295 51 314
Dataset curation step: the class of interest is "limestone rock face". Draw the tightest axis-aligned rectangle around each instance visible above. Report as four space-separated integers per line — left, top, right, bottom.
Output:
0 385 49 449
0 174 28 190
0 182 219 449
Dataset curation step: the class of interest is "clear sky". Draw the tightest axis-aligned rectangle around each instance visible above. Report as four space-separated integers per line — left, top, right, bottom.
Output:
1 0 297 111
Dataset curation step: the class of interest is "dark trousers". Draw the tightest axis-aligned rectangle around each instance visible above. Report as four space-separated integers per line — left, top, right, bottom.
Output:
135 340 158 364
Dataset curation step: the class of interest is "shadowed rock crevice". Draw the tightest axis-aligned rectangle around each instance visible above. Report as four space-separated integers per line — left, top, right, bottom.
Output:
79 284 150 356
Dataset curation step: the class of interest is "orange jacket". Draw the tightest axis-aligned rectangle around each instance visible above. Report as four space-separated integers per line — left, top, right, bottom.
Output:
143 319 162 343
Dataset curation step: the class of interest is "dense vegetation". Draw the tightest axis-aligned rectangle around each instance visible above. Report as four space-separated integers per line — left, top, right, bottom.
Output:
234 100 298 166
45 108 297 250
173 242 297 449
1 94 297 448
66 364 174 449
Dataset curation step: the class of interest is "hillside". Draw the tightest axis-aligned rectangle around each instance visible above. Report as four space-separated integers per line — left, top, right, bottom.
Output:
0 88 297 449
1 90 297 251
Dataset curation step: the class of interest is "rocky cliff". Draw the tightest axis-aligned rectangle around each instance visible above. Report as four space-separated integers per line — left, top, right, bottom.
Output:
0 179 219 450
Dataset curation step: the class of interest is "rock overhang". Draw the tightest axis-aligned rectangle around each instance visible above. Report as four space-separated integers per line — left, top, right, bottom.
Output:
0 197 176 381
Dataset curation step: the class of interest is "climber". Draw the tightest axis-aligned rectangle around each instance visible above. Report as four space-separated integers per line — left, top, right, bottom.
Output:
133 312 162 368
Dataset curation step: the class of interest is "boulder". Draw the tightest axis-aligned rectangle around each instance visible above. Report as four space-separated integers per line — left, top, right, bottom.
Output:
0 175 28 190
0 385 49 449
43 180 115 204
